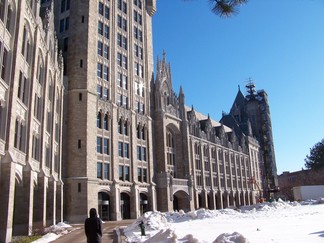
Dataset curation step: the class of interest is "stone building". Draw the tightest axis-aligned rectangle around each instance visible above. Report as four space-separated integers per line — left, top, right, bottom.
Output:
151 53 262 212
52 0 157 223
0 1 64 242
227 83 279 199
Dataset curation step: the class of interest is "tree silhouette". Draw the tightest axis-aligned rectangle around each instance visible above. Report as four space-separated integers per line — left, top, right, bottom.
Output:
209 0 248 17
304 139 324 170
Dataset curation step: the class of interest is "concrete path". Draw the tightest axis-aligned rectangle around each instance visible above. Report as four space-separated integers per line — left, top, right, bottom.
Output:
51 220 135 243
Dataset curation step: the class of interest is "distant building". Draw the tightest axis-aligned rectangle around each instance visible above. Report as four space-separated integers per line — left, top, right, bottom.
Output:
0 1 64 242
278 169 324 201
225 83 279 198
152 53 262 211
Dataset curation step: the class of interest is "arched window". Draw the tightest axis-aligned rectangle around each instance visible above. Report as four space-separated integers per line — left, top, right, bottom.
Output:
103 114 109 130
97 112 102 128
166 130 175 167
21 25 33 64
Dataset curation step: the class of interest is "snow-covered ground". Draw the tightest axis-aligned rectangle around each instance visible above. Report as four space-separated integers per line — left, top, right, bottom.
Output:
32 222 72 243
122 198 324 243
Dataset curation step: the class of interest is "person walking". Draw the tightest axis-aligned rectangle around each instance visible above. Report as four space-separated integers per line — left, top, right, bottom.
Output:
85 208 102 243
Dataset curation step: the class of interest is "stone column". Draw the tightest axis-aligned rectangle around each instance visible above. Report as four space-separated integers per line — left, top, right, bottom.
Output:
33 176 47 230
47 178 56 226
131 184 140 218
13 169 35 236
0 157 16 243
56 180 63 223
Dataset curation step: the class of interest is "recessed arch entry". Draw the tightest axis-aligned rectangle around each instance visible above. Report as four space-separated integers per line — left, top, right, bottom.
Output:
120 192 130 219
140 193 149 215
173 190 190 212
98 192 111 221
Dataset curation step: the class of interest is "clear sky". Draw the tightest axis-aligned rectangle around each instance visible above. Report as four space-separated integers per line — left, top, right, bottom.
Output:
152 0 324 174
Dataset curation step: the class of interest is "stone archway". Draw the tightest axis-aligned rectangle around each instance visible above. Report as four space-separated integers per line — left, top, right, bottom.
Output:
173 190 190 212
98 192 111 221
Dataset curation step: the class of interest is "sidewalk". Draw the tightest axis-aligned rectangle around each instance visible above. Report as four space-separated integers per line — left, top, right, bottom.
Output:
51 220 135 243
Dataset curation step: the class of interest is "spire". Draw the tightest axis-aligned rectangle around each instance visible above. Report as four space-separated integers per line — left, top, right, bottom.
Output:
179 85 184 95
162 49 166 62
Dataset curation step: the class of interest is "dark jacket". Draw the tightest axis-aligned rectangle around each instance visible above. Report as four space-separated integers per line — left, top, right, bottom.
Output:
85 209 102 243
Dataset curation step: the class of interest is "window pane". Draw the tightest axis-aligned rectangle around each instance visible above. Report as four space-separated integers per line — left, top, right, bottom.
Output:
97 162 102 178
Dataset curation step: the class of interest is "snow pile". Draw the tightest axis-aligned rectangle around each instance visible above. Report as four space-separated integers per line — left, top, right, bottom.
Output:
214 232 249 243
121 199 324 242
32 222 73 243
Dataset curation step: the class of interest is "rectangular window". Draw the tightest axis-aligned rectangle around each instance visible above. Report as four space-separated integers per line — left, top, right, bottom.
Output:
122 1 127 14
97 162 102 178
138 168 142 182
103 65 109 81
122 36 127 50
104 163 109 180
142 147 146 161
119 165 123 180
137 146 141 160
98 41 103 56
143 168 147 182
117 73 122 87
104 6 109 19
124 143 129 158
118 142 123 157
118 120 122 134
134 44 138 57
134 26 138 39
122 75 127 89
122 95 128 108
97 136 102 153
99 2 104 15
125 166 130 181
97 85 102 98
61 0 66 13
122 55 127 69
104 138 109 155
117 15 122 28
104 45 109 59
117 94 122 106
98 21 103 35
123 122 128 135
103 87 108 101
104 25 109 39
122 18 127 31
117 33 122 47
104 115 109 130
117 52 122 66
1 48 8 81
118 0 122 10
65 17 69 30
59 19 64 32
97 63 103 78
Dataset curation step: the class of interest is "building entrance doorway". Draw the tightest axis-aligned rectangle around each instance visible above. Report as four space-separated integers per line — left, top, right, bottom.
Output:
98 192 110 220
120 193 130 219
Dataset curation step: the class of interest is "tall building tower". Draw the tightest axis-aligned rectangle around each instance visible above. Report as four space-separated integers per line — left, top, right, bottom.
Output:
229 82 278 199
53 0 157 222
0 1 64 242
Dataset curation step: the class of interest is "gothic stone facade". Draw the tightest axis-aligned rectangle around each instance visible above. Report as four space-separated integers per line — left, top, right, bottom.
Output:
0 1 64 242
152 54 262 212
54 0 157 223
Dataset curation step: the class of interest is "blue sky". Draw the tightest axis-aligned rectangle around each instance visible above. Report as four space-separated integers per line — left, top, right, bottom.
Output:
152 0 324 174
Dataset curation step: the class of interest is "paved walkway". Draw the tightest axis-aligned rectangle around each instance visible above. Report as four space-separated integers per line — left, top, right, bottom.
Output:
52 220 135 243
